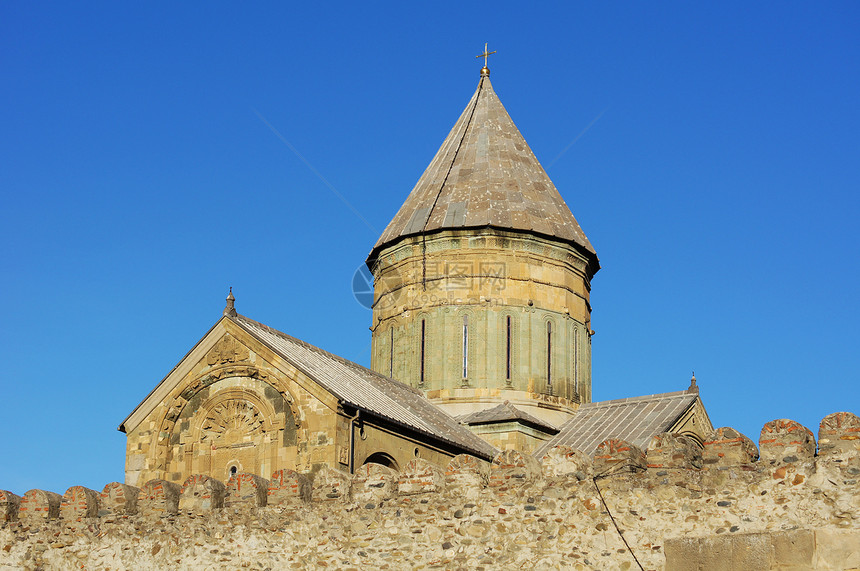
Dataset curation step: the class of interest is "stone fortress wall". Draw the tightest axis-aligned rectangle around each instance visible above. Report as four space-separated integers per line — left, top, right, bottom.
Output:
1 412 858 570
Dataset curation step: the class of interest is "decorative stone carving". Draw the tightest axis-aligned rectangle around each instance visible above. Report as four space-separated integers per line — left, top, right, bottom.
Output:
200 400 264 443
206 335 249 365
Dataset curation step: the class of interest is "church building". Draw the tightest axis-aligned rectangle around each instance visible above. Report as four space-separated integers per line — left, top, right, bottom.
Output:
119 55 712 488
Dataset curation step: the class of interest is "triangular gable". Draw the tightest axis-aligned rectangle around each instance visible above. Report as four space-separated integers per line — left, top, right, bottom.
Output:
118 317 338 434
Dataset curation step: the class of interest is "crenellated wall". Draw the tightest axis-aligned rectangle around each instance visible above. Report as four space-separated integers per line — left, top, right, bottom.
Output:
1 412 858 570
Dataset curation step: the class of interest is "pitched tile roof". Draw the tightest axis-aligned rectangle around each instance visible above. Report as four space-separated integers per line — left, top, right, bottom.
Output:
368 74 598 272
233 315 498 461
532 390 699 458
457 401 559 434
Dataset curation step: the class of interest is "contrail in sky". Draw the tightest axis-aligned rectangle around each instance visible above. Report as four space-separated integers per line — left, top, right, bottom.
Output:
253 107 377 235
548 108 608 167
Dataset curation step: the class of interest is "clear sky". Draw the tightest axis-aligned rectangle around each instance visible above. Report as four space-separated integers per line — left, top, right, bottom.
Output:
2 2 858 496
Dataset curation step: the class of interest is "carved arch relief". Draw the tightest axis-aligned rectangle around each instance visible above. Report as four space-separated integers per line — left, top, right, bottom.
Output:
157 372 302 482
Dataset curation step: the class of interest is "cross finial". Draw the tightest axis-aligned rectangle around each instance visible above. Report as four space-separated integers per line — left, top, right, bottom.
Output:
476 43 496 77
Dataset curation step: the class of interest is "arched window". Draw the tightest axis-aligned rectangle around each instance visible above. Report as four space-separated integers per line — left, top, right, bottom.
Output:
462 315 469 379
363 452 399 471
389 327 394 378
506 315 512 381
546 321 553 387
419 319 426 385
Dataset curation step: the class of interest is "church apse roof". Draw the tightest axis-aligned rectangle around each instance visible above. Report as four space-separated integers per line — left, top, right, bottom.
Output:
368 73 598 271
233 314 498 461
532 390 701 459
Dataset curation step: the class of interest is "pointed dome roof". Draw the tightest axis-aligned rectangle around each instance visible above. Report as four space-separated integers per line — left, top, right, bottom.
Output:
368 74 598 272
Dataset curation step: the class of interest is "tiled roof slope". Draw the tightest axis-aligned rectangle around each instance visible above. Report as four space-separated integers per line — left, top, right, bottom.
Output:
233 314 498 460
368 75 598 269
532 391 699 459
458 401 559 434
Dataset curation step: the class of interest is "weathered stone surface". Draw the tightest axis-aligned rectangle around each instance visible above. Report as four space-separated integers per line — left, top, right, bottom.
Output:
398 458 445 495
0 490 21 522
225 473 268 509
647 433 703 469
444 454 487 495
351 462 397 504
17 489 62 522
592 438 646 475
138 479 180 517
311 465 351 502
818 411 860 457
99 482 139 516
758 418 815 464
268 469 310 506
488 449 540 490
1 413 859 570
540 445 592 479
60 486 100 521
179 474 226 513
703 427 758 468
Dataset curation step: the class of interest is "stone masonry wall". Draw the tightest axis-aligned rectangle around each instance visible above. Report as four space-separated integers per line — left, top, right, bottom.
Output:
1 412 858 570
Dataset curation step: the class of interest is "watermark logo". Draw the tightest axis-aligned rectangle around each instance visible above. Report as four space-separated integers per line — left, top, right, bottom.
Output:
352 261 506 310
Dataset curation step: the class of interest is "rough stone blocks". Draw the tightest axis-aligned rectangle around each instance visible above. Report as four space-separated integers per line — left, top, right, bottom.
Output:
647 433 703 469
225 473 269 509
179 474 226 513
444 454 488 495
311 465 351 502
268 469 310 506
703 427 759 468
18 489 63 523
99 482 139 516
351 462 398 504
593 438 646 476
818 411 860 457
758 418 815 465
138 479 181 517
488 449 540 490
540 445 592 479
398 458 445 495
0 489 21 522
60 486 100 521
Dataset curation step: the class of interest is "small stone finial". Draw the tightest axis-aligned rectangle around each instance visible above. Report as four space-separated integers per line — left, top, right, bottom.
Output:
476 42 496 77
688 371 698 392
224 287 237 317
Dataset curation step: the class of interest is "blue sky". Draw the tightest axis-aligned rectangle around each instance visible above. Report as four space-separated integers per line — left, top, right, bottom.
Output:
1 2 858 495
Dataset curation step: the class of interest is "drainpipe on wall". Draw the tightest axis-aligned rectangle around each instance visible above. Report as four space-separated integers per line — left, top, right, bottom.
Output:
348 409 361 474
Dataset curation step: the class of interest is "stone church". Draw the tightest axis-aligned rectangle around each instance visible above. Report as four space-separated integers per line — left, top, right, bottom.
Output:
119 60 712 488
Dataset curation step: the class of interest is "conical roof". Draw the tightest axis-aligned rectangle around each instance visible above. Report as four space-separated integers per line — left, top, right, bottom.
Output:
368 74 598 272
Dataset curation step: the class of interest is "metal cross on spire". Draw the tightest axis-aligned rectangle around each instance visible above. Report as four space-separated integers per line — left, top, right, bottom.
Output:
476 43 496 76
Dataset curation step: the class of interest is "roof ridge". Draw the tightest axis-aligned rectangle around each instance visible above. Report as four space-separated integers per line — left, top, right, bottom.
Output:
582 390 695 409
